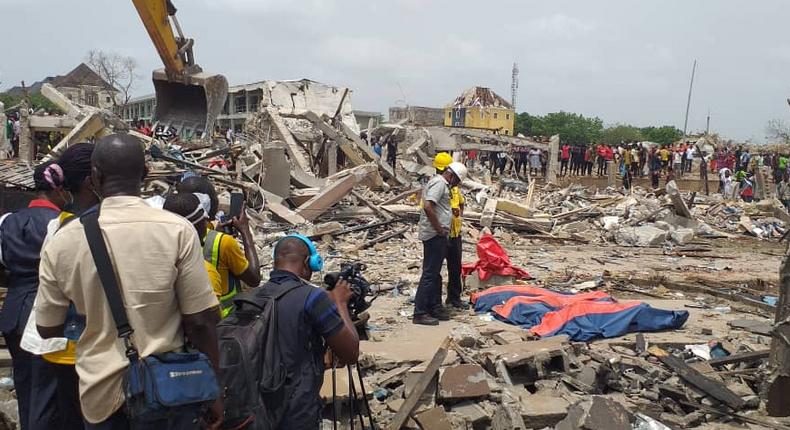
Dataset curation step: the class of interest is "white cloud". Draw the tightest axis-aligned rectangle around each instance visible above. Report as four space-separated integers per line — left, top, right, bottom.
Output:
522 14 595 40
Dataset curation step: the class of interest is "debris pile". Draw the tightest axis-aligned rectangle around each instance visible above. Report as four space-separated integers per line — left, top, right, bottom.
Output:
351 298 785 430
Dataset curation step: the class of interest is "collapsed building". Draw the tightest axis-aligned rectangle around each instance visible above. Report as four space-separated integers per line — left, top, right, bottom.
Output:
1 75 790 430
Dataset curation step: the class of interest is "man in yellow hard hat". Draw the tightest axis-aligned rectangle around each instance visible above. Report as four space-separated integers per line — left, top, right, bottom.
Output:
432 153 467 309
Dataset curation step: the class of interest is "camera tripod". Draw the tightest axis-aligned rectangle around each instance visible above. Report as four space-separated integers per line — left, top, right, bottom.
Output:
331 359 376 430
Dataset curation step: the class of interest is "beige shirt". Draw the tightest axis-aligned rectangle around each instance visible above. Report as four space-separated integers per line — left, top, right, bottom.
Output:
36 196 219 423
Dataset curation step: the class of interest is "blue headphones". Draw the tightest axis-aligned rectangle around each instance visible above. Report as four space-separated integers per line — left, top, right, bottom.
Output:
279 233 324 272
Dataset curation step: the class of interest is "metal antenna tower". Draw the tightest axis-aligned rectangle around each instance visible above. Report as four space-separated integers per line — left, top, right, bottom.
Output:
511 62 519 110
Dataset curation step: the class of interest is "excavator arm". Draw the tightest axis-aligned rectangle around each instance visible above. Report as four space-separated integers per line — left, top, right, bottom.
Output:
131 0 228 140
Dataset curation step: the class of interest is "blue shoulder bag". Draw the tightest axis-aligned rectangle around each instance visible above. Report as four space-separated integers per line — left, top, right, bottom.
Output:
82 212 219 423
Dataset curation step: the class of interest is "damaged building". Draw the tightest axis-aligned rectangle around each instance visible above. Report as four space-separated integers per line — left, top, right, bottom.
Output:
122 78 381 133
2 62 790 430
445 86 516 136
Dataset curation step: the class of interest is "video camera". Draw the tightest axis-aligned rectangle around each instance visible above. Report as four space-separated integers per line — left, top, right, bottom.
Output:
323 262 375 317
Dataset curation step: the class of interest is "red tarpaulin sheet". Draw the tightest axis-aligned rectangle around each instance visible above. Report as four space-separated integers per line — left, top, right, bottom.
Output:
462 234 530 281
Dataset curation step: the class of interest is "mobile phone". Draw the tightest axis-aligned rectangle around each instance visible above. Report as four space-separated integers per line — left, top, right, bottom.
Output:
229 192 244 219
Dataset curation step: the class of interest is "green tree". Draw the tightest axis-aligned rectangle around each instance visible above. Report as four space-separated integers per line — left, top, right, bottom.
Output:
601 124 644 146
531 111 603 146
514 112 533 136
0 92 62 114
640 125 683 145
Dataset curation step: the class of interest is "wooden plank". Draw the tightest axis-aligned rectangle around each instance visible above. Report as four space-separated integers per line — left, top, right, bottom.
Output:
388 337 451 430
707 349 770 367
379 188 421 206
351 190 393 221
356 225 409 251
648 346 745 410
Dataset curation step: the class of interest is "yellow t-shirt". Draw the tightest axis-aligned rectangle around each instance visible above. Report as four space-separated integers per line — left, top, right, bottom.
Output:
210 231 250 295
205 260 223 299
449 187 465 238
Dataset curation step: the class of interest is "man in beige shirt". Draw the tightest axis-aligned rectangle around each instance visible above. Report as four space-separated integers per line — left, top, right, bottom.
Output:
36 134 223 429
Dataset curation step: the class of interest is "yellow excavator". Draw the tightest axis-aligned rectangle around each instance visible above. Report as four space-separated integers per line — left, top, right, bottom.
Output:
131 0 228 140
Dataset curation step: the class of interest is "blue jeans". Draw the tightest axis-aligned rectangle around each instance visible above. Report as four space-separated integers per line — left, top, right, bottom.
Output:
415 235 448 315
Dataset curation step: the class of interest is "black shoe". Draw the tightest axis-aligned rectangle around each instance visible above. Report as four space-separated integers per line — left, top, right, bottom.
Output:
430 307 451 321
446 299 469 310
413 314 440 326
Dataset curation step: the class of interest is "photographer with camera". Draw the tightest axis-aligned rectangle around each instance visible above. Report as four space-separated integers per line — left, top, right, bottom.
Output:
263 234 359 428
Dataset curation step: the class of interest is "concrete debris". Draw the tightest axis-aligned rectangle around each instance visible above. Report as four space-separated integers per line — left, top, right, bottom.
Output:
439 364 490 400
5 72 790 430
555 396 631 430
614 225 668 247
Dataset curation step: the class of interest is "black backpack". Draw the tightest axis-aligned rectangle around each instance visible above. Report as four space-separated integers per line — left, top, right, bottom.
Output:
217 279 302 430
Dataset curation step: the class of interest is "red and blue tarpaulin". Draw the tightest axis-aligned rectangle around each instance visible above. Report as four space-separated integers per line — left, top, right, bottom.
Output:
472 285 688 342
470 285 611 314
462 234 530 281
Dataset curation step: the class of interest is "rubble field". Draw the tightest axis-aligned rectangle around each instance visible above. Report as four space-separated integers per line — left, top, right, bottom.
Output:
3 81 790 430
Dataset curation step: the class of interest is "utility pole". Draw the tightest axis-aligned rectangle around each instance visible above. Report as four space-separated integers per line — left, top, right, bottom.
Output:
683 60 697 136
768 253 790 416
768 98 790 417
705 109 710 135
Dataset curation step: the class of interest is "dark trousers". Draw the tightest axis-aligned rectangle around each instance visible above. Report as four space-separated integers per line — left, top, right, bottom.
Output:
83 407 200 430
560 159 569 175
415 235 448 315
53 363 83 429
445 236 462 303
4 332 60 430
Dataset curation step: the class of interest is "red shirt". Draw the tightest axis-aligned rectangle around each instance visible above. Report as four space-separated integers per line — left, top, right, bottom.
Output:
561 145 570 159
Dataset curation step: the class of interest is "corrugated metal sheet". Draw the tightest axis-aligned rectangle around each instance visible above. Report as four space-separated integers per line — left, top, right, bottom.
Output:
0 161 36 190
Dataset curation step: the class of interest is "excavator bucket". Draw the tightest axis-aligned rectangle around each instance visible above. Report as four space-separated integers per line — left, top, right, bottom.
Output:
151 68 228 140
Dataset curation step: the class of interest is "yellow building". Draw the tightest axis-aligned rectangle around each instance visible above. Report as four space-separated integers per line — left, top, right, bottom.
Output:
444 87 515 135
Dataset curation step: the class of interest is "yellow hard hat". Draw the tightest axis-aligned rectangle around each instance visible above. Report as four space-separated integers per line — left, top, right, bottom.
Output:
433 152 453 170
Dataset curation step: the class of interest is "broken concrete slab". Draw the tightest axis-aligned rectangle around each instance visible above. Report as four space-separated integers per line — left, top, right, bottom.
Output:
614 225 667 247
520 393 569 429
414 406 453 430
491 404 527 430
480 198 498 228
43 110 104 161
260 143 290 198
451 401 490 428
296 164 377 221
554 396 631 430
339 121 409 186
727 318 773 336
497 199 534 219
264 106 311 172
480 336 570 368
465 273 515 290
41 83 83 118
438 364 490 401
669 227 695 245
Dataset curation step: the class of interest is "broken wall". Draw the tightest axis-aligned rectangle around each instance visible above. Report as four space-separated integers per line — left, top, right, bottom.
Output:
389 106 445 126
261 79 359 134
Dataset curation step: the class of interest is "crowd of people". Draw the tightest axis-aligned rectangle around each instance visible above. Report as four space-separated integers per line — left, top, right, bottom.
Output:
466 136 790 206
0 133 360 429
